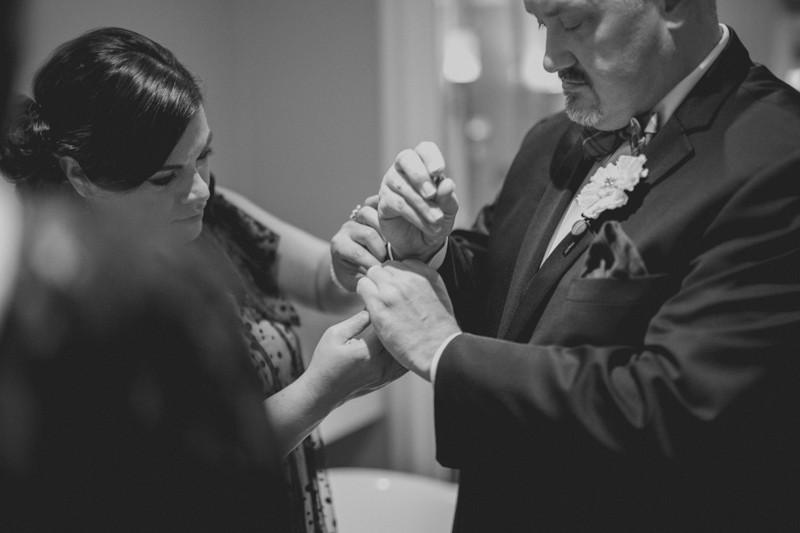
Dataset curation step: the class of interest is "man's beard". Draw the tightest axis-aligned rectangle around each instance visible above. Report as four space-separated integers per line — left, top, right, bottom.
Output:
559 67 602 127
564 89 602 128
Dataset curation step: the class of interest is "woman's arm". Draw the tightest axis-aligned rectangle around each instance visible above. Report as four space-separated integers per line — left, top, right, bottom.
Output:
262 311 406 455
216 186 360 313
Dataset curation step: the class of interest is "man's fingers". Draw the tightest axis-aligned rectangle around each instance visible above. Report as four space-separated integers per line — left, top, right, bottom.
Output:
356 274 379 304
415 141 446 178
359 327 384 355
378 184 429 232
384 170 444 226
395 148 439 201
434 178 459 217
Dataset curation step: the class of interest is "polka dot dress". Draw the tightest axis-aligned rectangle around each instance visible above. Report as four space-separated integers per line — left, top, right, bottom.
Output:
204 192 336 533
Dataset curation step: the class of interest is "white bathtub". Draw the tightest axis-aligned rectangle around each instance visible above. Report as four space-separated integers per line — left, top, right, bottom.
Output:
327 467 458 532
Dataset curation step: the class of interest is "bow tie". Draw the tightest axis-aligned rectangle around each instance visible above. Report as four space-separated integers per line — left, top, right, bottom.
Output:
581 114 659 161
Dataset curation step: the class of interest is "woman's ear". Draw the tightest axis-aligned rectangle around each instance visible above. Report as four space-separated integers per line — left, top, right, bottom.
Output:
58 156 95 198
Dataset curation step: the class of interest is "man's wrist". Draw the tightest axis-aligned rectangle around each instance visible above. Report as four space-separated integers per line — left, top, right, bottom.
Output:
386 239 448 267
430 331 461 385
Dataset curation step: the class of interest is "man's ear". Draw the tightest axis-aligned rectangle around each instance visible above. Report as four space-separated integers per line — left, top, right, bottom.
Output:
656 0 690 29
58 156 95 198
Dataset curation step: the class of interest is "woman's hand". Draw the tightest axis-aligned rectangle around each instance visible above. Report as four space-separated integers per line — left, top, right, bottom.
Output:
264 310 405 455
304 310 407 408
330 195 387 292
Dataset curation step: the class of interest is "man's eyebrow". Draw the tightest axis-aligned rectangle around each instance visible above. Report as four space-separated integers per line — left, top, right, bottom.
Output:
540 6 565 18
156 131 214 172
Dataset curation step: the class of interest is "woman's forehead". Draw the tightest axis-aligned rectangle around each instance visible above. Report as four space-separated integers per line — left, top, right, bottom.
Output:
163 107 211 164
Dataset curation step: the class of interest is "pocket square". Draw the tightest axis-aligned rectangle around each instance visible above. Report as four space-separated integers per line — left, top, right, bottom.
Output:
581 221 648 279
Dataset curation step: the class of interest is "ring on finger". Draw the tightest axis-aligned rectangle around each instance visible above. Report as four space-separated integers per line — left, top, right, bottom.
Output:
349 204 362 221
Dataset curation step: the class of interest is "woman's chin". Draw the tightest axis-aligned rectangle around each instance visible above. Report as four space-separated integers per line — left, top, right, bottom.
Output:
171 215 204 242
184 221 204 242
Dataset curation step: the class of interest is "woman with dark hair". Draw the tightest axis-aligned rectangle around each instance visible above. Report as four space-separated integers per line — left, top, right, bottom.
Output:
0 27 401 533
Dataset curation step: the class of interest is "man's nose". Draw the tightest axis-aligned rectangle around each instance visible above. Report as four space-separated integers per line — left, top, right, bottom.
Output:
542 30 576 73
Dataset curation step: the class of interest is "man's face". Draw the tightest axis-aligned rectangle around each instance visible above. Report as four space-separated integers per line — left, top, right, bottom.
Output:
524 0 670 130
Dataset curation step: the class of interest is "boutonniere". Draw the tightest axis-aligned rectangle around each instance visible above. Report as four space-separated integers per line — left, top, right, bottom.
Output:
574 153 649 221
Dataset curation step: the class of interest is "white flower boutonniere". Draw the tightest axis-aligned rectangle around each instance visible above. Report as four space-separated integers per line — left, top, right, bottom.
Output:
575 154 649 220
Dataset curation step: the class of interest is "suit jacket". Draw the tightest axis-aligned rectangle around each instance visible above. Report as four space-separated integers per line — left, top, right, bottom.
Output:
436 29 800 532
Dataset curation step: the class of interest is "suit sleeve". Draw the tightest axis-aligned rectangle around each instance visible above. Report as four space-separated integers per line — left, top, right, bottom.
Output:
439 227 490 335
434 152 800 468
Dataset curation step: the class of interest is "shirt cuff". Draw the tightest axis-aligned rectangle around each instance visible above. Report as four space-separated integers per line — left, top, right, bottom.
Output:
386 238 448 268
430 331 461 385
427 238 448 270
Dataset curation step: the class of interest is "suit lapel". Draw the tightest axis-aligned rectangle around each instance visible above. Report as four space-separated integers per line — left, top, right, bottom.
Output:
496 138 592 338
499 127 694 341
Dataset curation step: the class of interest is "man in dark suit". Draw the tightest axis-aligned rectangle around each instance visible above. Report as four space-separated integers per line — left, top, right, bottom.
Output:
345 0 800 530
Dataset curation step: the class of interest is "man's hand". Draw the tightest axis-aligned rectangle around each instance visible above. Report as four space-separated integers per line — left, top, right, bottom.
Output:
330 195 387 291
378 142 458 261
356 260 461 381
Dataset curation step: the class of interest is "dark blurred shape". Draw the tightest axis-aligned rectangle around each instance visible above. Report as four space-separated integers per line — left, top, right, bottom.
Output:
783 0 800 12
0 200 290 531
0 0 20 129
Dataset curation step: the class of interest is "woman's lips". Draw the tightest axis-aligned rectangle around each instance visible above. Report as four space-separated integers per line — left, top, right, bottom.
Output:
176 213 203 223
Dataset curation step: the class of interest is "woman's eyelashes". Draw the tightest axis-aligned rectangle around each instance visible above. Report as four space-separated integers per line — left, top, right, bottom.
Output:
148 173 177 189
147 147 213 189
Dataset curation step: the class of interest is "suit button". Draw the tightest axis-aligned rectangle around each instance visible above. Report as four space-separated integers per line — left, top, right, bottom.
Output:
571 219 589 237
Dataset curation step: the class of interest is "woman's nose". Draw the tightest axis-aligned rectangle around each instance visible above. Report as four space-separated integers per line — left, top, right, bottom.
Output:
185 171 210 204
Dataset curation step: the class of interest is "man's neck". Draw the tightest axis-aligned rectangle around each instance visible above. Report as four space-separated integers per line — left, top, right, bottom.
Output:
649 23 729 127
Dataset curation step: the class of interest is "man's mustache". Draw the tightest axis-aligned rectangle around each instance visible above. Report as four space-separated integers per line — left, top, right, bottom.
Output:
558 67 589 85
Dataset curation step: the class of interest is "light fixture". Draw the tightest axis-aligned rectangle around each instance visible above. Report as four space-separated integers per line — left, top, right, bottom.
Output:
443 27 482 84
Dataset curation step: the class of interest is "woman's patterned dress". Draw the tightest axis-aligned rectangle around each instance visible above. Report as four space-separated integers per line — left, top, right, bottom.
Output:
204 192 336 533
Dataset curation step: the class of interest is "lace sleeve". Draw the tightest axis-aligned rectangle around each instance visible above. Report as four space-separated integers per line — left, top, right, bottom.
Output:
204 191 299 326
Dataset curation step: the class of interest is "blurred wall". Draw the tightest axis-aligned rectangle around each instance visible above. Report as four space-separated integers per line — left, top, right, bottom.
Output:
719 0 789 71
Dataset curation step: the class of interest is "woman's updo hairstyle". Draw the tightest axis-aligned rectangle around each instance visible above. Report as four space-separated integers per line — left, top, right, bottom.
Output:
0 27 203 195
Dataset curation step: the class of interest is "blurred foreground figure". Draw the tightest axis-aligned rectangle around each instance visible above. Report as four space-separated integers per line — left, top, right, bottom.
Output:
0 200 290 531
0 5 287 529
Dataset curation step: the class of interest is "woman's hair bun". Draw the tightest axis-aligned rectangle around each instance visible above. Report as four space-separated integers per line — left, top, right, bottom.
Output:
0 96 62 193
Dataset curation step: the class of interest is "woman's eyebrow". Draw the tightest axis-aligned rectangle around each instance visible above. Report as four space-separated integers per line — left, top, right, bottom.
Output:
156 131 214 172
